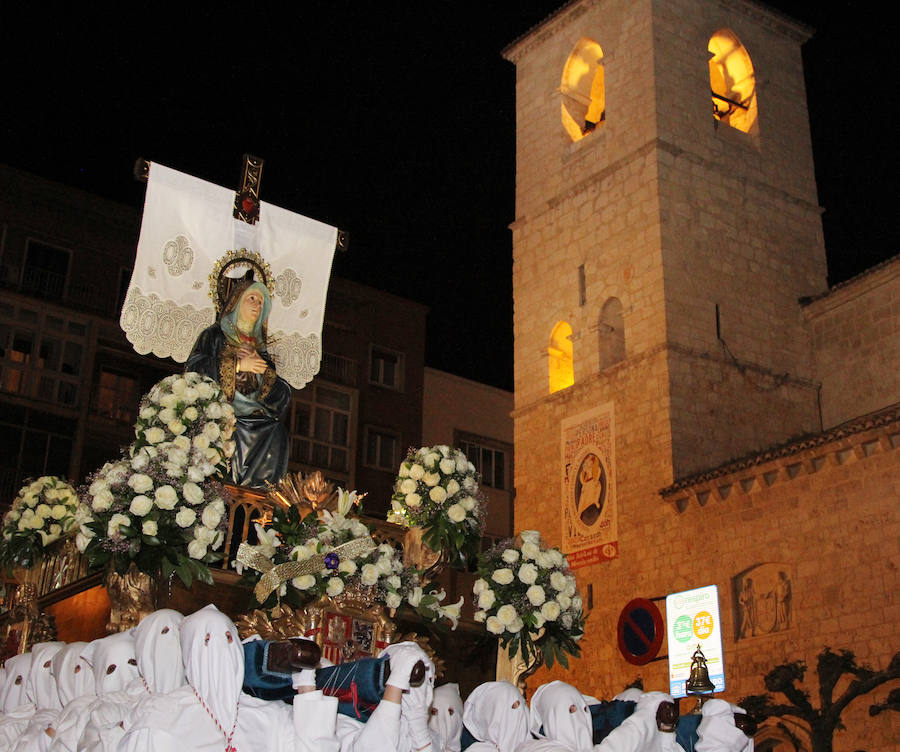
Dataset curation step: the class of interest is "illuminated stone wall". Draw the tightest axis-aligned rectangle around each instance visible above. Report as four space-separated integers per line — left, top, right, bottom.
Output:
804 258 900 429
505 1 897 750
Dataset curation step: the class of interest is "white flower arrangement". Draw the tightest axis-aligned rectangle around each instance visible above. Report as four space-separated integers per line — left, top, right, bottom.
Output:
236 489 463 629
473 530 585 669
131 372 236 476
76 373 236 587
388 445 484 566
0 477 80 569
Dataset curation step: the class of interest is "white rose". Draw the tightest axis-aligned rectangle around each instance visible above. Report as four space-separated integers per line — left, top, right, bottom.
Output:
486 616 505 635
506 617 524 634
203 422 221 441
182 386 199 404
88 479 109 496
205 402 223 419
375 556 393 575
107 513 131 539
130 452 149 471
49 504 68 520
129 495 153 517
385 592 402 609
128 474 154 494
139 406 157 420
561 613 574 630
201 505 223 529
183 406 199 422
424 452 440 468
572 595 583 611
473 610 487 623
288 574 314 590
518 563 538 585
446 503 466 522
187 539 207 560
91 490 114 512
145 427 166 444
456 456 468 473
409 464 425 480
477 589 496 609
405 493 422 508
439 458 456 474
338 559 358 575
398 463 410 478
445 479 460 497
173 435 191 452
158 407 176 424
496 604 518 626
461 496 477 511
501 548 520 564
541 601 561 621
194 526 217 545
520 530 541 545
75 531 92 552
154 485 178 510
204 448 221 464
527 585 547 606
557 593 572 610
550 571 568 591
326 577 345 596
168 421 186 436
182 482 204 506
175 507 197 528
491 568 514 585
196 381 214 400
160 393 179 410
472 578 488 595
360 564 379 586
187 465 206 483
535 551 554 569
430 486 448 504
423 472 440 488
399 478 418 495
521 541 540 560
142 520 158 536
35 503 51 519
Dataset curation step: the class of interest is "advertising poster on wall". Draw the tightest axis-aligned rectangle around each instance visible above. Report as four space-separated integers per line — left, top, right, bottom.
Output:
560 403 618 569
666 584 725 698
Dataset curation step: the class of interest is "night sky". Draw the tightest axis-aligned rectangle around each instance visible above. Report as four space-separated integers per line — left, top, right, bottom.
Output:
3 2 895 390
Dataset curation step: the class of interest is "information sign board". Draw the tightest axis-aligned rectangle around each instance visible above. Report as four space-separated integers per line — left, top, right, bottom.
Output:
665 584 725 698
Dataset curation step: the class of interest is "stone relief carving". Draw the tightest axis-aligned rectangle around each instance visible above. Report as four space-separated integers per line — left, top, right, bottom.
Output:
733 562 793 640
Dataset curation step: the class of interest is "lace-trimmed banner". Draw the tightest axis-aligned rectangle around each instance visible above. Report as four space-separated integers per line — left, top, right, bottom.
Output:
120 286 215 362
268 331 322 390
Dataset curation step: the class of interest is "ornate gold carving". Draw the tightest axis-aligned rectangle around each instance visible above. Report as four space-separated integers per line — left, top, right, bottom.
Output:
402 526 443 574
105 565 157 633
258 365 276 400
266 471 336 514
495 640 543 695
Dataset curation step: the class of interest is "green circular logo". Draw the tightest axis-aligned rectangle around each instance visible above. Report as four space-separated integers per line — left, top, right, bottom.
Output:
673 614 693 642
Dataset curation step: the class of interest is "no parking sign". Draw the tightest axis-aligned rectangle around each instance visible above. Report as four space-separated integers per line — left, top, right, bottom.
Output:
665 585 725 697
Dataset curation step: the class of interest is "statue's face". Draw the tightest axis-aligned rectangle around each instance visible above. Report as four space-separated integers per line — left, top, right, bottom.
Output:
240 290 264 324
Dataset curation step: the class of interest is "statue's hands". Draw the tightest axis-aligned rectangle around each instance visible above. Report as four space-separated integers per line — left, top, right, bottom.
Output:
237 348 268 375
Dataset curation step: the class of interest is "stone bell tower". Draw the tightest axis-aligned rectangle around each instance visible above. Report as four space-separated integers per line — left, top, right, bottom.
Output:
504 0 826 663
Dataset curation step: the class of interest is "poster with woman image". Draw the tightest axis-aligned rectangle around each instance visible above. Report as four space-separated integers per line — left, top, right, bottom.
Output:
561 403 618 568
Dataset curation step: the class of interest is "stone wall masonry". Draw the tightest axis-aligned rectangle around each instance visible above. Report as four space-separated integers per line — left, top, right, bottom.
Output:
526 407 900 752
804 258 900 429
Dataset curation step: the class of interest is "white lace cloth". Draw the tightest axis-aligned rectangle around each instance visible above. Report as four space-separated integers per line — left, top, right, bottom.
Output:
121 162 337 389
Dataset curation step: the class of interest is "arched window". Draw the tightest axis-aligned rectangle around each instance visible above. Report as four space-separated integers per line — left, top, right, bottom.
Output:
598 298 625 370
561 38 605 142
548 321 574 394
708 29 758 134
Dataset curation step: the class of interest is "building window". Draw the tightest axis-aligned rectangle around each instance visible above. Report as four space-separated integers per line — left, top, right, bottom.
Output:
598 297 625 371
457 436 510 491
364 427 399 471
548 321 574 394
93 368 140 422
369 346 404 390
22 239 70 299
0 406 75 503
561 38 606 142
708 29 758 134
289 383 355 478
0 306 84 407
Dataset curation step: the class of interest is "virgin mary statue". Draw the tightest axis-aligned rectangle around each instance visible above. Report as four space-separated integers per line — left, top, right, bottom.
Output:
187 277 291 488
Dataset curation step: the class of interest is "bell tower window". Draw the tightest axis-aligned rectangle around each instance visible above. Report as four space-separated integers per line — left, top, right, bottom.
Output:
548 321 575 394
708 29 758 134
561 38 606 142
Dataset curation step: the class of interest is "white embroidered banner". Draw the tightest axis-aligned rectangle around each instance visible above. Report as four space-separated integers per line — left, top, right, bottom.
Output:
120 162 338 388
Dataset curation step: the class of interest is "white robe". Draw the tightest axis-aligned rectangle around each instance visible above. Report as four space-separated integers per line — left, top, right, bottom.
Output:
429 683 463 752
44 641 95 752
0 652 35 747
695 700 748 752
78 608 186 751
463 681 530 752
118 603 338 752
518 680 594 752
595 691 685 752
17 642 66 752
